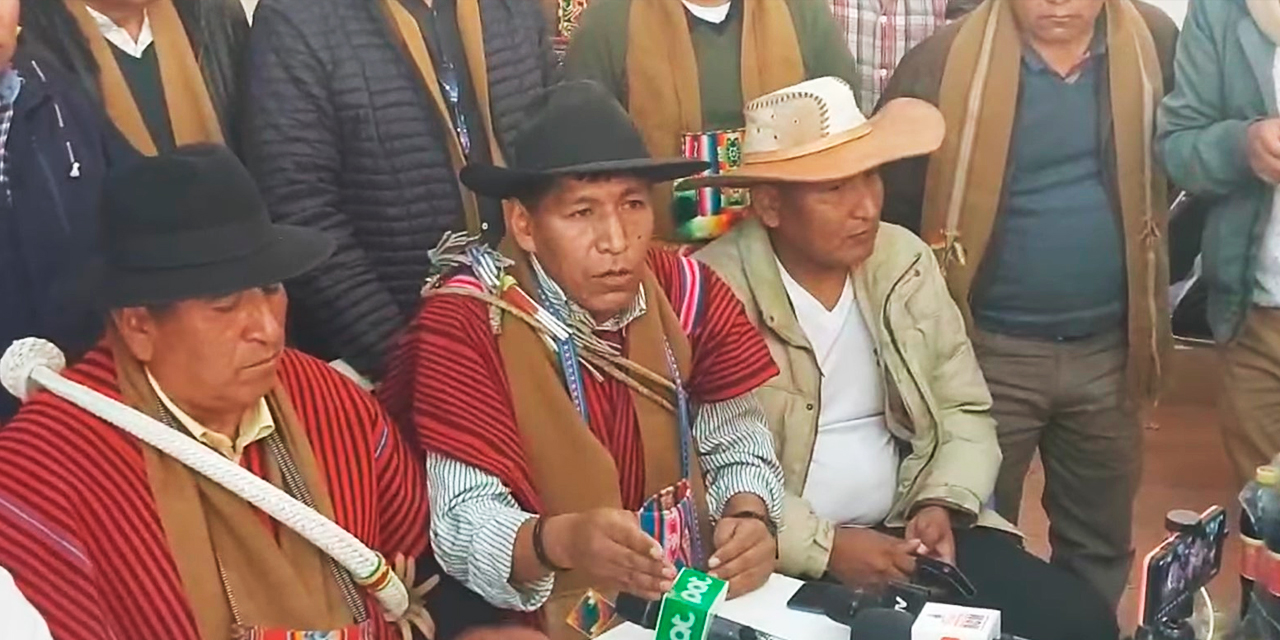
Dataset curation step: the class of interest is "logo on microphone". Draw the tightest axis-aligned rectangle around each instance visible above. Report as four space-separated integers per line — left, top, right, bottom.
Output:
656 569 728 640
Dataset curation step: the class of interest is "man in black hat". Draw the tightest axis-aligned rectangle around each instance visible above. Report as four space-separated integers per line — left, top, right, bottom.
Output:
0 143 457 640
379 80 784 639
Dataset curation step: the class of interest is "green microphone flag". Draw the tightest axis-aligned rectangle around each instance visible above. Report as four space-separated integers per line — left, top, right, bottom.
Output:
655 568 729 640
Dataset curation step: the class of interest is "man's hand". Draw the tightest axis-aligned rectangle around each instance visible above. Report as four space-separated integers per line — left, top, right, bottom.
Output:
1247 119 1280 184
709 494 776 598
828 527 922 589
544 509 676 599
906 506 956 565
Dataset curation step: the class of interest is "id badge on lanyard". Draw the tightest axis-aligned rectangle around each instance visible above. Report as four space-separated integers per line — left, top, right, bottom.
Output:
538 291 705 570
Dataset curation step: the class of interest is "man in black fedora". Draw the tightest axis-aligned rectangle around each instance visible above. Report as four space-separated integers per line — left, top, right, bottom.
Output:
379 80 784 639
0 143 500 640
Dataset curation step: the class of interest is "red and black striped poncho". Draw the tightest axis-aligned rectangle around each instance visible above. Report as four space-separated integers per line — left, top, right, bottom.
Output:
380 249 779 512
0 346 428 640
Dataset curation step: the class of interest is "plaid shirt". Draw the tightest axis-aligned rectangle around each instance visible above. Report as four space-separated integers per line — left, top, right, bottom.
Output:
829 0 947 114
0 70 24 203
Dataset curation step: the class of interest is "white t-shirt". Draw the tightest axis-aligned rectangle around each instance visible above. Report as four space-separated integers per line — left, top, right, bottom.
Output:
1255 47 1280 306
682 0 733 24
778 261 899 526
0 566 52 640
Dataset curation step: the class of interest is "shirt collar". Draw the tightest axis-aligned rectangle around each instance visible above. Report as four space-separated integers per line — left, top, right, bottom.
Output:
84 4 154 59
145 369 276 464
0 69 23 108
529 255 647 333
682 0 733 24
1022 26 1108 78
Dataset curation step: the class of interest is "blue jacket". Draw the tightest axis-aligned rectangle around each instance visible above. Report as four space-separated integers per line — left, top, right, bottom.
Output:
0 47 133 420
1158 0 1274 342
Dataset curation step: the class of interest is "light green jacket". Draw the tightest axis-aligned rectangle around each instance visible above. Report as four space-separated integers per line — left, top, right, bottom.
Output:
698 219 1017 579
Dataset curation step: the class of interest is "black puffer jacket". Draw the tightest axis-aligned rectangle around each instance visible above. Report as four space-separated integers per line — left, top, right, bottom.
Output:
241 0 556 377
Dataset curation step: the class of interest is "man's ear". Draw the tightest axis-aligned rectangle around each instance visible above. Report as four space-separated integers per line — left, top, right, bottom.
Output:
752 185 783 229
111 308 158 364
504 199 537 255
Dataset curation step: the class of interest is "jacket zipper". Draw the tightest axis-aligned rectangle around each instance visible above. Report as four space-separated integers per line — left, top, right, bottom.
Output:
881 255 941 511
33 142 69 233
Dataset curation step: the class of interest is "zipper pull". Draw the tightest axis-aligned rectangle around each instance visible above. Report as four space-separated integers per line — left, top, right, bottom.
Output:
64 141 80 178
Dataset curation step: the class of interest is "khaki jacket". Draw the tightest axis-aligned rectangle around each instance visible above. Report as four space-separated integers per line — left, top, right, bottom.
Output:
698 219 1017 579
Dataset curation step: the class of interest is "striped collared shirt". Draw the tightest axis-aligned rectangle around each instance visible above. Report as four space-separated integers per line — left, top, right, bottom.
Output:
423 255 784 610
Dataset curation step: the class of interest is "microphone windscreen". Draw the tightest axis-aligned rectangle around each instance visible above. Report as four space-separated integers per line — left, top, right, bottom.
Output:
848 608 914 639
614 592 659 630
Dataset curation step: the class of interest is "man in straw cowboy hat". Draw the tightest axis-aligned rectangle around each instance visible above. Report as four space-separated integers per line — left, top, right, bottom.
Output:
694 76 1120 640
877 0 1177 608
18 0 246 156
379 79 784 639
0 143 506 640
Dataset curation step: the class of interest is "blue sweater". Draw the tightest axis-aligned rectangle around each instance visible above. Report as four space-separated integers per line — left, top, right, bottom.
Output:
974 44 1126 340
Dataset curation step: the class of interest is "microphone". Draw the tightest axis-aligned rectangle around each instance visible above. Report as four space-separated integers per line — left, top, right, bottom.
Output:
910 602 1002 640
819 581 931 626
614 569 786 640
847 606 1028 640
849 608 915 638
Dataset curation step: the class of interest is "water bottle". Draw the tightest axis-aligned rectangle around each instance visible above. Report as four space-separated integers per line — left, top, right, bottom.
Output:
1242 466 1273 618
1257 466 1280 635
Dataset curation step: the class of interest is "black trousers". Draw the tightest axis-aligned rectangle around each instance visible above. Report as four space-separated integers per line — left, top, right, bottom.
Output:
886 527 1120 640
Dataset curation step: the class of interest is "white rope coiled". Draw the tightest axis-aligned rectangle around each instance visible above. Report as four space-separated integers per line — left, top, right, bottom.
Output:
0 338 410 620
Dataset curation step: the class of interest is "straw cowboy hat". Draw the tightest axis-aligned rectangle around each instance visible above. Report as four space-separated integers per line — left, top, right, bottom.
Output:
675 77 944 189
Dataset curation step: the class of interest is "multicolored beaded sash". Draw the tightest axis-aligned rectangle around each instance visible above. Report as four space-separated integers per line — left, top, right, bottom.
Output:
673 129 750 242
234 622 375 640
552 0 591 58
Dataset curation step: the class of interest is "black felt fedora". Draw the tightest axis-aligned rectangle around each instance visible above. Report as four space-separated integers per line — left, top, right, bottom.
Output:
98 144 335 308
460 80 709 199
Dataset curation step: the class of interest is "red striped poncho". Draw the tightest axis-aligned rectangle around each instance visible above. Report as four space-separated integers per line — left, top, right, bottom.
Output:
380 249 779 512
0 346 428 640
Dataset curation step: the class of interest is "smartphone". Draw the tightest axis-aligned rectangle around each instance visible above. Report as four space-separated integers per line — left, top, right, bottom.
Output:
1138 506 1229 627
786 582 834 615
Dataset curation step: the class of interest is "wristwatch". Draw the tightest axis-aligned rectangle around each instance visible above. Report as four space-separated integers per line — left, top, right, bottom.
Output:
726 510 778 539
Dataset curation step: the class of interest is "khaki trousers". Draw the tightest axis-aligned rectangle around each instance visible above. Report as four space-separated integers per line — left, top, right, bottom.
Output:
1221 307 1280 483
972 329 1141 609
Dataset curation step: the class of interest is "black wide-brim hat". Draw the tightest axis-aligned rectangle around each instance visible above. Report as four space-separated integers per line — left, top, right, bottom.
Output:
460 80 709 200
98 143 335 308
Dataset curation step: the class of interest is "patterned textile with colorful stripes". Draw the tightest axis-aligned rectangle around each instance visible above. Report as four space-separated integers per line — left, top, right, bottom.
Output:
0 346 429 640
381 248 779 513
552 0 592 57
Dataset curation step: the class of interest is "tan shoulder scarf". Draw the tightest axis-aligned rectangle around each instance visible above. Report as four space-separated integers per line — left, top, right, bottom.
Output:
496 249 712 640
626 0 804 240
106 332 353 639
382 0 507 236
66 0 224 156
920 0 1170 404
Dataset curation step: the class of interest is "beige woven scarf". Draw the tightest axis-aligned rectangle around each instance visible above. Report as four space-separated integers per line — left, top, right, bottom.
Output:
66 0 224 155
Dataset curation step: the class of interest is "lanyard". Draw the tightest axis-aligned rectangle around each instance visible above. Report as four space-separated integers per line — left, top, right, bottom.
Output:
535 286 592 423
535 281 705 564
